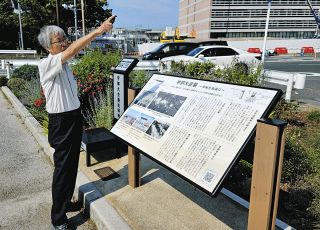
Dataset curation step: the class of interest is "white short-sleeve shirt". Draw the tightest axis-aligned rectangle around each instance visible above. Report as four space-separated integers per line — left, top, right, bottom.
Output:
38 53 80 114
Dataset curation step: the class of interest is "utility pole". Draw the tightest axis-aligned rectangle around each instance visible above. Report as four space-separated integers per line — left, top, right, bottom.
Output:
11 0 24 50
81 0 85 36
56 0 60 26
17 0 24 50
74 0 78 40
262 0 272 64
63 1 78 40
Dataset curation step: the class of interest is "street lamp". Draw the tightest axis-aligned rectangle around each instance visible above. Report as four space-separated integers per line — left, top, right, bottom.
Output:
11 0 24 50
262 0 272 64
62 0 78 40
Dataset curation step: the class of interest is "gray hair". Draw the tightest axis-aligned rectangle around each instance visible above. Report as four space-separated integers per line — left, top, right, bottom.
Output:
37 25 66 49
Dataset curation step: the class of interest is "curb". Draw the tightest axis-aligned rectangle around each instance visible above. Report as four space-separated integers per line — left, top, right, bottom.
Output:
1 86 131 230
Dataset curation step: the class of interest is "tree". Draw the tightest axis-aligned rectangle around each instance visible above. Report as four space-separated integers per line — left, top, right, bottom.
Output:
0 0 111 50
0 1 19 49
84 0 111 29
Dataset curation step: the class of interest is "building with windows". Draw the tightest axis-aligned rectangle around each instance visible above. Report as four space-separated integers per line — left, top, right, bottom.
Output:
179 0 320 39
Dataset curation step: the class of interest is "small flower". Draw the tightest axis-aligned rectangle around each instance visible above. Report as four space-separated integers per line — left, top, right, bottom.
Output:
34 98 43 107
83 87 91 93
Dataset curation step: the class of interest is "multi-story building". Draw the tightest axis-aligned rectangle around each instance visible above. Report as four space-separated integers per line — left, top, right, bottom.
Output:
179 0 320 39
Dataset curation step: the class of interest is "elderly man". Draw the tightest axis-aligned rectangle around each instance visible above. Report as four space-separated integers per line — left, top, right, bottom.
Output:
37 15 116 230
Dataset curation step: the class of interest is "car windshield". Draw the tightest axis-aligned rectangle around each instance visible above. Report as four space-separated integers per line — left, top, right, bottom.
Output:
152 44 167 52
187 47 204 57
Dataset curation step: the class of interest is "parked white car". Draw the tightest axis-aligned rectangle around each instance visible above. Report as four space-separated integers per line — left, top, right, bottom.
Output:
159 45 261 72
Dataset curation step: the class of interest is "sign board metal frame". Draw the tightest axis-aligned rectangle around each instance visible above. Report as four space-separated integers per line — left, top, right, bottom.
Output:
113 58 139 119
111 73 282 196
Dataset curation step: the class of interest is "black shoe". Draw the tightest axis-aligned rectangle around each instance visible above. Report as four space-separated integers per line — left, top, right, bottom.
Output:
51 223 71 230
66 201 83 212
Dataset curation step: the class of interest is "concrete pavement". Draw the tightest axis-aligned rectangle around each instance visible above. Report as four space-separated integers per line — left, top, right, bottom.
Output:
1 86 294 230
0 90 96 230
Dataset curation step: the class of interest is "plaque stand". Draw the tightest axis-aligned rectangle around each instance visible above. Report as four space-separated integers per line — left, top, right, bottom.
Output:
128 88 141 188
248 119 287 230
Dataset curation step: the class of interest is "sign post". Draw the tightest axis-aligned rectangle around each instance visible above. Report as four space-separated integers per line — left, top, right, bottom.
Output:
127 88 141 188
113 58 139 120
248 119 287 230
112 58 139 188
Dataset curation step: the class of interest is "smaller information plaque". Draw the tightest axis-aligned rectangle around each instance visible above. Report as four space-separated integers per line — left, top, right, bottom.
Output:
111 73 282 195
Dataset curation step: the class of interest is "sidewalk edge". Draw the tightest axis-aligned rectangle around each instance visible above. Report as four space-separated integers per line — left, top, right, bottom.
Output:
1 86 132 230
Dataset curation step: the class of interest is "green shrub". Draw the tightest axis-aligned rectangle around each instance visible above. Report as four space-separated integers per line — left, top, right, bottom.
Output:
72 50 121 113
271 99 299 121
185 62 216 80
83 85 113 130
129 70 150 89
18 77 42 106
282 132 312 183
166 61 263 86
306 132 320 175
7 78 27 98
72 49 121 89
11 64 39 81
307 110 320 123
282 176 320 229
307 176 320 227
0 76 8 86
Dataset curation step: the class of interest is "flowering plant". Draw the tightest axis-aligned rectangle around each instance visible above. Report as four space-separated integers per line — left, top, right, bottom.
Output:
34 87 46 108
72 49 121 116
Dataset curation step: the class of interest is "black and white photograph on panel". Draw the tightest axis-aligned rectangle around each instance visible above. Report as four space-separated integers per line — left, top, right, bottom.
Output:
122 108 140 125
146 120 170 139
111 73 282 195
147 91 187 117
133 90 157 108
132 113 155 132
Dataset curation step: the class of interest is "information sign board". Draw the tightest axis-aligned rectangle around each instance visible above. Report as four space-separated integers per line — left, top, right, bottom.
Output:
114 58 138 73
111 73 282 195
113 58 139 119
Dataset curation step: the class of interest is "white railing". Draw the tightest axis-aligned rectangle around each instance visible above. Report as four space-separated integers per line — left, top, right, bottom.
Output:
1 59 40 79
263 69 306 101
134 60 160 71
0 50 37 55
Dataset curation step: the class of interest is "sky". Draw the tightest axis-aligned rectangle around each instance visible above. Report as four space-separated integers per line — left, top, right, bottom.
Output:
107 0 179 30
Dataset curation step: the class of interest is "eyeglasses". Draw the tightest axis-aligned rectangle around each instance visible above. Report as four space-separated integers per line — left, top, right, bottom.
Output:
51 38 68 45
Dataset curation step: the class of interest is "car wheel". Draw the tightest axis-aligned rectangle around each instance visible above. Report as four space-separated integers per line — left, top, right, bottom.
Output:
235 63 249 75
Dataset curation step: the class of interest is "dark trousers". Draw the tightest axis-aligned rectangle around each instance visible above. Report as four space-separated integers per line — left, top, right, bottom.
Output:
48 108 83 226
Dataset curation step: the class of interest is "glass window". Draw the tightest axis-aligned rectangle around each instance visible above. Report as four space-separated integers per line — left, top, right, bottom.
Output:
178 44 192 51
200 48 216 57
187 47 204 56
215 48 238 56
162 44 178 53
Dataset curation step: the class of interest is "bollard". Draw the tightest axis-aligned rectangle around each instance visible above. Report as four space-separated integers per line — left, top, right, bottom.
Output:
1 60 4 69
285 75 294 102
6 62 11 79
293 73 306 90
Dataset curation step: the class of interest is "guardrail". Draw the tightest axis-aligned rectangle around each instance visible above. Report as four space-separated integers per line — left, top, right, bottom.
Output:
134 60 160 71
263 69 306 101
0 50 37 55
1 59 40 78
